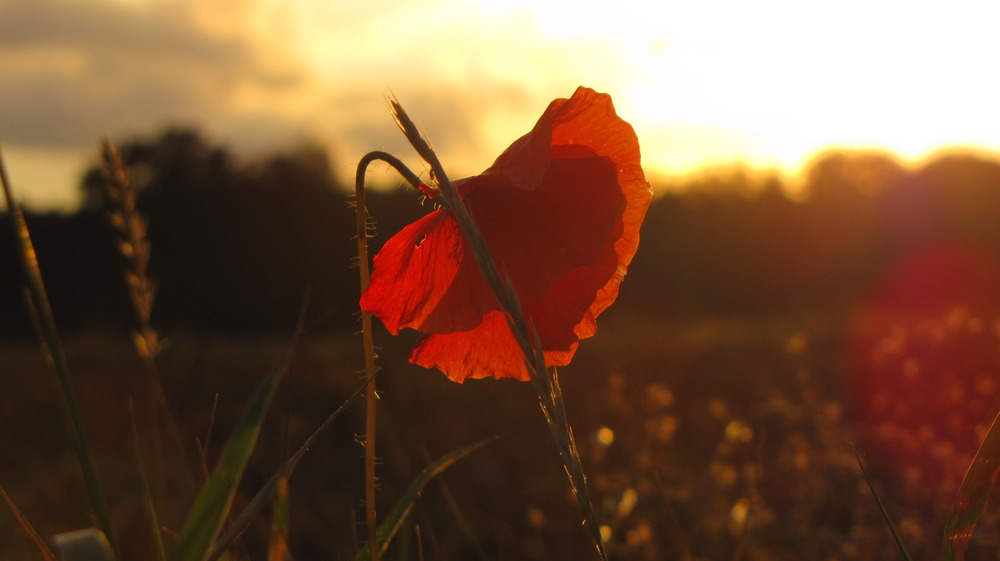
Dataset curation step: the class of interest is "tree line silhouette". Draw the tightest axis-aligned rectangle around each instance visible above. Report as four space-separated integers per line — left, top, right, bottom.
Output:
3 129 1000 338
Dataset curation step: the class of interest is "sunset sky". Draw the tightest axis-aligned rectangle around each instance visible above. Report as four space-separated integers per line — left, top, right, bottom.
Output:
2 0 999 211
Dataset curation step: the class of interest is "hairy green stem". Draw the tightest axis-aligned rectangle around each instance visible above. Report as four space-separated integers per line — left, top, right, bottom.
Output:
354 150 424 561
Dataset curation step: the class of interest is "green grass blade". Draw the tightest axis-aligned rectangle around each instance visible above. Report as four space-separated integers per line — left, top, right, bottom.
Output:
168 348 292 561
425 451 490 561
944 410 1000 561
266 468 291 561
129 400 168 561
354 436 499 561
208 376 371 561
852 445 913 561
0 148 120 559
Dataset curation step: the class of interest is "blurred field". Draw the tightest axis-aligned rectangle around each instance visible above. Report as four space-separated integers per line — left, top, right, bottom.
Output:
6 136 1000 559
5 305 1000 560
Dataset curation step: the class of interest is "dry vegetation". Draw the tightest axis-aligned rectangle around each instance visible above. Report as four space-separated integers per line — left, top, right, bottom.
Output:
5 307 1000 559
4 136 1000 560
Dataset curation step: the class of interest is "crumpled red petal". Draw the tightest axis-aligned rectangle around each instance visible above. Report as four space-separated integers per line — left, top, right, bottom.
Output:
360 210 493 336
360 86 652 382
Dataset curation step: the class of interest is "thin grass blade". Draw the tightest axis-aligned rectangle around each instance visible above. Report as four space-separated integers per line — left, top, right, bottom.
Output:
209 376 371 561
129 400 167 561
266 468 291 561
168 347 292 561
944 410 1000 561
545 368 606 558
354 436 498 561
0 148 120 559
1 485 59 561
424 449 490 561
852 445 913 561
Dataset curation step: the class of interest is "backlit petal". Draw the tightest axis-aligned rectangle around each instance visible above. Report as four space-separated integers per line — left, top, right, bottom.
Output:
361 86 652 382
410 311 580 383
359 209 495 335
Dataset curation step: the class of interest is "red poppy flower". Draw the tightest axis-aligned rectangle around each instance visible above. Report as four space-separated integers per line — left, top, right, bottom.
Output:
360 86 652 382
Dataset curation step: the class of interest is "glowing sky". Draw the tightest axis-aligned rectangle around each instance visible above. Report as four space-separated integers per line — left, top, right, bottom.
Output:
2 0 999 211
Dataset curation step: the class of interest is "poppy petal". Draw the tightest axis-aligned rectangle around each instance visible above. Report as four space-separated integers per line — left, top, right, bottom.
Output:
361 86 651 382
359 209 496 335
409 311 527 382
459 152 624 351
410 310 580 383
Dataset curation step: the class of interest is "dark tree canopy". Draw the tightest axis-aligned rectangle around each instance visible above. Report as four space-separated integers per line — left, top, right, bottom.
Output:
3 131 1000 337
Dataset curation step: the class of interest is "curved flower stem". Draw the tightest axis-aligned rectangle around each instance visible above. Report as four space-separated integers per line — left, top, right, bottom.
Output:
388 98 609 560
356 151 426 195
354 150 425 561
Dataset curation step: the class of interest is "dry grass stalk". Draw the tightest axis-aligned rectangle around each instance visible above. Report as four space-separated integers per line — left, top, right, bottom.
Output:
388 97 609 560
99 138 161 360
1 485 59 561
98 139 195 515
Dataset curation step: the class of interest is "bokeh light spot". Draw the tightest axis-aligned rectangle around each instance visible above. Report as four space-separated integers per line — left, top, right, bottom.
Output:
597 426 615 447
724 419 754 443
526 506 545 528
600 525 612 543
616 488 638 518
730 498 750 532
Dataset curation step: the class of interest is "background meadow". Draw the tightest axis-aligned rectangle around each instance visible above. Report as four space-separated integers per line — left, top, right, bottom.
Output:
4 130 1000 559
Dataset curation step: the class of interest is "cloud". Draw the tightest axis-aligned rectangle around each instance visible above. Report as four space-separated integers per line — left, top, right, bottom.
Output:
322 80 549 184
0 0 305 148
0 0 638 210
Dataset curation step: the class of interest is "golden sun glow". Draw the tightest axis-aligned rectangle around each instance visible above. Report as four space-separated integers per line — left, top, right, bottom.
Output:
289 0 1000 187
608 0 1000 180
4 0 1000 210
